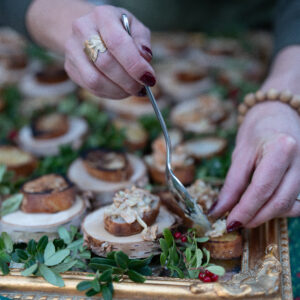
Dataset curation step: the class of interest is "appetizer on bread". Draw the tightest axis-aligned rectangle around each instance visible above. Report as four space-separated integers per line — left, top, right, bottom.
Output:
82 187 176 258
0 145 37 177
21 174 75 213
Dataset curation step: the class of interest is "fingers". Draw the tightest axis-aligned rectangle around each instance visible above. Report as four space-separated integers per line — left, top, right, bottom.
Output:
71 14 144 96
209 147 255 218
283 200 300 217
246 165 300 227
226 134 297 230
94 6 156 86
65 37 129 99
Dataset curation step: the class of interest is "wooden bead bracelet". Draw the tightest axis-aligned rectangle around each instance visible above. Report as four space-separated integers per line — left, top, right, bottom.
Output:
237 89 300 125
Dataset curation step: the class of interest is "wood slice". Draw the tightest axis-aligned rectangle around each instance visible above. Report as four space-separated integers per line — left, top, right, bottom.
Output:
68 155 148 207
0 196 86 243
183 137 227 160
18 117 88 157
82 205 175 258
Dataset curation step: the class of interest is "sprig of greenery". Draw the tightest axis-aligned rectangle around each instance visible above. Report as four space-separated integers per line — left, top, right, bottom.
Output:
159 229 225 279
77 251 152 299
0 232 13 275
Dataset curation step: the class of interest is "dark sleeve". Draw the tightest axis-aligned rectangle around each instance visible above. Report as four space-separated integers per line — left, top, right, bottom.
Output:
274 0 300 54
0 0 33 39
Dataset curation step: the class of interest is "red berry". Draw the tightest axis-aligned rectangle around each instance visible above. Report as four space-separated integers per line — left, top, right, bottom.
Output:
174 232 182 239
205 270 214 277
203 276 212 283
210 274 219 282
181 236 187 242
198 272 205 281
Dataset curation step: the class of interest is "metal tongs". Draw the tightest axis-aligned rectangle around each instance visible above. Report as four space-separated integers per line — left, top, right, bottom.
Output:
121 14 211 230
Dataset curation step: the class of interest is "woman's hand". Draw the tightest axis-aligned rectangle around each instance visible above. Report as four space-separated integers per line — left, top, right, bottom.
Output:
64 5 155 99
210 101 300 231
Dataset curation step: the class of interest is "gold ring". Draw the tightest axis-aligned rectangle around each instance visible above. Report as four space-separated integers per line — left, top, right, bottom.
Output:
84 34 107 63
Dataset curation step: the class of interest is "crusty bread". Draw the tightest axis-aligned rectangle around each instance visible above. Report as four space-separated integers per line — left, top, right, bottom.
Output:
31 113 69 140
82 149 132 182
104 200 160 236
0 146 37 177
203 231 243 260
21 174 75 213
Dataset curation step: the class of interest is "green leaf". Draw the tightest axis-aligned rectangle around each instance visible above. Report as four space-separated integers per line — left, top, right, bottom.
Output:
90 257 116 266
21 263 38 276
185 248 192 262
69 225 78 240
0 259 9 275
15 249 28 261
1 232 13 253
27 240 37 256
51 260 77 273
1 194 23 216
58 227 71 244
160 253 167 266
0 237 5 251
37 236 49 253
99 269 113 282
85 288 99 297
102 285 113 300
78 250 91 259
169 265 184 279
44 249 70 266
39 264 64 287
159 238 169 255
0 252 11 263
76 280 92 291
114 251 129 269
67 238 84 250
127 270 145 283
91 278 101 292
137 266 152 276
106 251 116 260
205 265 225 276
195 237 209 243
44 242 55 262
202 248 210 267
169 244 179 264
163 228 173 248
195 249 203 268
0 164 7 182
128 256 152 270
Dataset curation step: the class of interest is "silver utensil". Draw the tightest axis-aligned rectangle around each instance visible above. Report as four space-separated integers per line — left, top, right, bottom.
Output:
121 14 211 229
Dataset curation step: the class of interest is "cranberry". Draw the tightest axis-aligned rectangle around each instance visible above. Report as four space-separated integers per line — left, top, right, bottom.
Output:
203 276 212 283
204 270 214 277
174 232 182 239
198 272 205 281
181 236 187 243
8 130 18 141
210 274 219 282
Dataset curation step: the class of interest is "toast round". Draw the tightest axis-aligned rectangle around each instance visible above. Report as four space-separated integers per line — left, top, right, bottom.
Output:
82 149 132 182
0 146 37 177
21 174 75 213
203 231 243 260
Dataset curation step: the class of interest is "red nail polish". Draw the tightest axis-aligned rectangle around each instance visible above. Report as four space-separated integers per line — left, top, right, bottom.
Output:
142 45 152 57
227 221 242 233
137 87 147 97
207 200 218 216
140 72 156 87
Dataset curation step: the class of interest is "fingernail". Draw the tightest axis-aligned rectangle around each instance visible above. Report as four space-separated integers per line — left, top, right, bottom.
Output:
140 72 156 87
208 200 218 216
137 87 147 97
227 221 242 233
141 45 153 61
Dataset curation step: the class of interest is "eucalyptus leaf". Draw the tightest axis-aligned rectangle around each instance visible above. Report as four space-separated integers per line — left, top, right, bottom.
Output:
37 236 49 253
39 264 64 287
102 285 113 300
15 249 28 261
127 270 145 283
128 256 152 270
27 240 37 256
67 238 84 250
44 249 70 266
0 259 9 275
205 265 225 276
0 164 6 182
85 288 99 297
99 269 113 282
1 232 13 253
114 251 128 269
1 194 23 216
58 227 71 244
90 257 116 266
21 263 38 276
78 250 91 259
51 260 77 273
91 278 101 292
76 280 93 291
44 242 55 262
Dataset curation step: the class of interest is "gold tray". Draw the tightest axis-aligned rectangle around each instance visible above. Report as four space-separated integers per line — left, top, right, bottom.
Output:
0 218 292 300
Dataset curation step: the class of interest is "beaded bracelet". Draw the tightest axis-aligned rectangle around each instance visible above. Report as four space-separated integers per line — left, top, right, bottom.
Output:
237 89 300 125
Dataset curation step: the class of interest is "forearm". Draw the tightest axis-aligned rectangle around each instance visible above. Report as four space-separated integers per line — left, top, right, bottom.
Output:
262 46 300 94
26 0 94 54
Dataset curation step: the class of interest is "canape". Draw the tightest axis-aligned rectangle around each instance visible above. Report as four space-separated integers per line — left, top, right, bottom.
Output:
0 174 86 242
18 113 88 157
19 63 76 99
161 180 243 260
68 148 148 207
145 130 195 185
113 119 148 152
157 60 213 102
82 187 176 258
0 145 37 177
170 94 230 134
204 38 242 57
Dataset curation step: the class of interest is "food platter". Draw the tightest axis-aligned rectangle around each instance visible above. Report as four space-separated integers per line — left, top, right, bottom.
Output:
0 218 292 299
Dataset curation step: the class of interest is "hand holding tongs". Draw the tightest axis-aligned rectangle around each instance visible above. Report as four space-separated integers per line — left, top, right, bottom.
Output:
121 14 211 230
